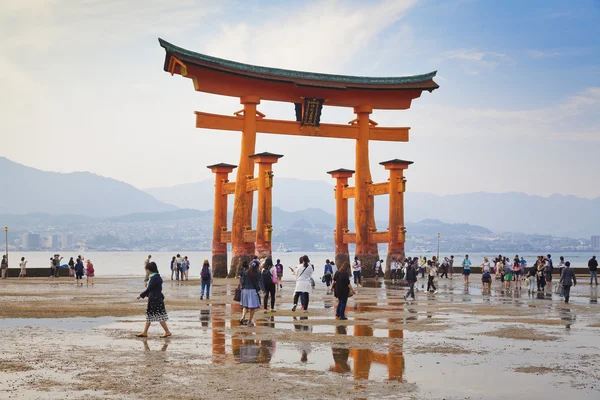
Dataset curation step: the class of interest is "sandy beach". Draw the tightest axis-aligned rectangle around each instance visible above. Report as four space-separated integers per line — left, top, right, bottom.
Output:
1 276 599 399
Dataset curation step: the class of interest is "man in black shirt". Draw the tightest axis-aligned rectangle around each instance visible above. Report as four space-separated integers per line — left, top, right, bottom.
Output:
560 261 577 303
589 256 598 285
403 263 417 301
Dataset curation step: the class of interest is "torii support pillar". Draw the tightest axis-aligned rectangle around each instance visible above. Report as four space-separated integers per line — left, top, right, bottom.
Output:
380 159 413 278
229 96 260 278
353 106 379 274
207 163 237 277
250 152 283 259
327 168 355 268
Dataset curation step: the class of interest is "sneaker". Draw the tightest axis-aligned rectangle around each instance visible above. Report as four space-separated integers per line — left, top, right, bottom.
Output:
207 296 210 300
340 317 348 320
264 309 270 313
200 295 204 300
292 305 297 312
433 290 437 294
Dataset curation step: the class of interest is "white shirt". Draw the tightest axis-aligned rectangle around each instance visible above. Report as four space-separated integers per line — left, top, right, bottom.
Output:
352 260 362 272
176 257 183 265
20 260 27 269
294 263 314 294
391 261 399 270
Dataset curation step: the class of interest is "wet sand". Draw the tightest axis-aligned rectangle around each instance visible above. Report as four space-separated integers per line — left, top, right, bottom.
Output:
1 277 600 399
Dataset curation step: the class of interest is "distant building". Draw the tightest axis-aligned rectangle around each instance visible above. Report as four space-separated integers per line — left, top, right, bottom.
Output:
592 236 600 251
48 234 60 249
21 233 41 250
61 233 73 248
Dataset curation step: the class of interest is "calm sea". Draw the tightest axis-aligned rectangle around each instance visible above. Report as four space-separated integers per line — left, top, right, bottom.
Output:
6 251 597 278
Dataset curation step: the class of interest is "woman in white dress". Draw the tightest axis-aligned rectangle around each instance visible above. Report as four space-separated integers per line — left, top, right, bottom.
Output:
289 255 314 312
19 257 28 279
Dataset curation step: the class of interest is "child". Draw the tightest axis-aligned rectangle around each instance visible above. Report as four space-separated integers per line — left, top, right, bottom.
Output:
504 262 513 290
86 259 95 287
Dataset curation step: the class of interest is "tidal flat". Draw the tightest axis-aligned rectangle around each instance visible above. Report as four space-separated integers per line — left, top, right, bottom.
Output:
1 277 599 399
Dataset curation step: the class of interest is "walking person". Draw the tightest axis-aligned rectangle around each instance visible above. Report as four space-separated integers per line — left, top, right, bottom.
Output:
75 257 85 286
1 255 7 279
170 256 176 280
333 262 354 320
503 261 513 290
183 256 190 281
262 257 277 312
403 260 418 301
526 260 537 293
68 257 75 280
200 259 212 300
86 259 95 287
323 259 334 294
275 259 284 291
136 261 171 338
419 257 427 278
239 260 264 327
537 257 547 291
545 254 554 284
53 254 63 277
559 261 577 303
390 257 399 282
462 255 471 285
440 257 449 279
18 257 27 279
513 256 522 290
589 256 598 285
290 255 314 312
426 260 437 294
352 256 362 287
557 256 566 276
448 255 455 279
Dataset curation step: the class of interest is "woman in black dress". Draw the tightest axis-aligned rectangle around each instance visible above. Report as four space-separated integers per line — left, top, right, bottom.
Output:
333 262 354 320
136 262 172 338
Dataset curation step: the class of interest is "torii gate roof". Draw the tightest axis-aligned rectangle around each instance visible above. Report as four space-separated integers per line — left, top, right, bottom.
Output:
159 38 438 109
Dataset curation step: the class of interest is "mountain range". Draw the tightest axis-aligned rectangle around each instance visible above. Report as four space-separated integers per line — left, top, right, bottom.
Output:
1 157 598 238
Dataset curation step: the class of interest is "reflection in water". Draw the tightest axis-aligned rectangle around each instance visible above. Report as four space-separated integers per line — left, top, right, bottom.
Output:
559 307 576 330
330 325 351 373
591 287 598 304
142 338 170 352
294 317 312 362
211 307 225 362
200 309 210 328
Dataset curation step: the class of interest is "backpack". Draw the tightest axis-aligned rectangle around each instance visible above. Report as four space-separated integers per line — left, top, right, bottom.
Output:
276 264 283 274
201 264 211 281
262 267 273 287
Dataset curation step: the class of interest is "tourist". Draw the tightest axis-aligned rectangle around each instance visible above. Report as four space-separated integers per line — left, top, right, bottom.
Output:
1 255 7 279
323 259 334 294
49 257 54 277
170 256 176 280
559 261 577 304
513 256 522 290
333 261 354 320
144 255 152 285
184 256 190 281
419 257 427 278
526 261 537 293
403 260 417 301
374 259 383 282
588 256 598 285
462 255 471 284
275 259 284 290
136 261 171 338
352 256 362 287
503 260 513 290
68 257 75 280
18 257 27 279
537 257 547 291
426 260 437 294
53 254 63 278
262 257 277 312
557 256 566 275
75 257 85 286
390 257 399 282
239 260 264 327
545 254 554 284
86 259 95 287
251 255 261 269
448 255 454 279
175 254 183 281
199 259 211 299
440 257 449 279
290 255 314 312
481 257 491 276
481 261 492 292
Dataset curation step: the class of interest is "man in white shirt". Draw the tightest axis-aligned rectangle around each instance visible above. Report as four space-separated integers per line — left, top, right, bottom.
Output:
352 256 362 287
390 258 399 281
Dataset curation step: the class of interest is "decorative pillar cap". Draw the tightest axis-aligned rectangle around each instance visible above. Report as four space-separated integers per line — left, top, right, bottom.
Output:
207 163 237 173
379 159 413 170
327 168 355 178
249 152 283 164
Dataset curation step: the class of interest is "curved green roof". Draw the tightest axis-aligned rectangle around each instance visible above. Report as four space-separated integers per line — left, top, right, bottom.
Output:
159 38 437 87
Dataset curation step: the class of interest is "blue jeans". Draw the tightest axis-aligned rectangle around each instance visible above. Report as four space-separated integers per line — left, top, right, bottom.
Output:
201 280 211 297
353 271 362 285
336 298 347 317
591 271 598 284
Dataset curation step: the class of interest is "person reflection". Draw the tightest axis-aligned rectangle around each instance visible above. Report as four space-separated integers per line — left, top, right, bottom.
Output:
200 309 210 328
294 316 312 362
559 307 576 330
330 325 351 373
142 338 170 352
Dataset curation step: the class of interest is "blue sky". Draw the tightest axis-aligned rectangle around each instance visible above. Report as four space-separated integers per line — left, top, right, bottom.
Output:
0 0 599 198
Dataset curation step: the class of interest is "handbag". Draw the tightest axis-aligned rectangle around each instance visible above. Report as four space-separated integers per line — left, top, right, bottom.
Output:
233 284 241 302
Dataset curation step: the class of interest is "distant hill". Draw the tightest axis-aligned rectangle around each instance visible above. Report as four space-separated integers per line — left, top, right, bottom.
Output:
147 178 599 237
0 157 177 217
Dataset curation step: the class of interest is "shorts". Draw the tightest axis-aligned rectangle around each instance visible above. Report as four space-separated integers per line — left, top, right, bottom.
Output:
76 272 83 279
277 274 283 280
463 269 470 276
514 270 522 276
505 273 513 281
482 276 491 283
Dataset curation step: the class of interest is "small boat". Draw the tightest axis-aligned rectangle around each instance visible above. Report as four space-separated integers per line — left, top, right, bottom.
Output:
277 243 292 253
410 246 431 253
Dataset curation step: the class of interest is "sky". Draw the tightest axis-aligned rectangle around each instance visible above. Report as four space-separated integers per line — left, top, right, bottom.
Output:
1 0 599 198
